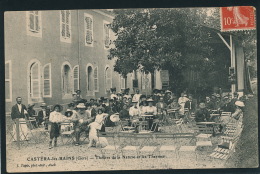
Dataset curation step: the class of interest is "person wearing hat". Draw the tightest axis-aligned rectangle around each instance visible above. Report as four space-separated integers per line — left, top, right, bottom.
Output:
110 87 118 100
194 103 211 122
49 104 64 149
205 96 214 110
213 94 223 111
168 98 181 119
26 103 37 128
163 90 172 105
119 104 130 121
178 93 189 116
231 101 245 121
142 99 157 130
123 88 132 100
91 102 98 118
129 100 141 121
71 103 94 146
221 96 232 112
184 94 198 113
230 92 239 113
156 96 168 113
38 103 51 130
132 89 142 103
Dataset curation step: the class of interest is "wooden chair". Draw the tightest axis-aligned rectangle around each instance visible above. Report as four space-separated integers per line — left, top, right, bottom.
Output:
60 121 75 145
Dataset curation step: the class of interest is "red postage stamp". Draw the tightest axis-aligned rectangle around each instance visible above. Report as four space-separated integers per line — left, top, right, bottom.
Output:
221 6 256 31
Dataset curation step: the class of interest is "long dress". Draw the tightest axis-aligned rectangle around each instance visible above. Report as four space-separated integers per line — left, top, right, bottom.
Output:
178 97 189 115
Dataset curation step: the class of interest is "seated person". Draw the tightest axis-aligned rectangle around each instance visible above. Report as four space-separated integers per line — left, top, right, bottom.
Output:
231 101 245 121
71 103 94 146
205 96 214 111
221 96 232 112
129 100 140 122
195 103 211 122
142 99 157 130
38 103 51 130
27 103 37 128
184 94 197 113
119 104 130 121
95 108 109 132
139 101 148 115
168 99 181 119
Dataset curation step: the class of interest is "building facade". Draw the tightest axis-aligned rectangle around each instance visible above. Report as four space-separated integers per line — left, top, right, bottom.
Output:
5 10 157 112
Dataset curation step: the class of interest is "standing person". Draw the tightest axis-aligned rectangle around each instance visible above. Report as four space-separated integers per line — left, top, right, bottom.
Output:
49 104 64 149
11 97 29 141
178 93 189 116
110 87 118 100
132 89 142 103
38 103 51 130
71 103 94 146
230 92 239 113
27 103 37 128
123 88 132 99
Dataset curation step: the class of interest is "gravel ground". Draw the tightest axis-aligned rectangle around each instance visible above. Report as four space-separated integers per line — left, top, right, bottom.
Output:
6 96 258 172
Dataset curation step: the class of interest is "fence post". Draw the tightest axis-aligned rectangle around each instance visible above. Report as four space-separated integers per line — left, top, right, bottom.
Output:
15 118 20 149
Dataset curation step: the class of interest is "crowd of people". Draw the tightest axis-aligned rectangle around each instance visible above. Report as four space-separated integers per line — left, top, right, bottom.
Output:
10 88 246 149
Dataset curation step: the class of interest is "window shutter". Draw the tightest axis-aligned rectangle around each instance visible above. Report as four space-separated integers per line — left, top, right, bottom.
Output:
43 64 51 97
73 66 79 91
104 24 110 47
35 12 39 31
94 67 98 91
31 63 40 98
65 10 70 38
85 17 93 44
105 67 112 91
5 62 9 80
61 10 66 37
29 12 35 31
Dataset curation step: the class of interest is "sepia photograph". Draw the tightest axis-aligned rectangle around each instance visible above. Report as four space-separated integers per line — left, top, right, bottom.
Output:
4 7 257 172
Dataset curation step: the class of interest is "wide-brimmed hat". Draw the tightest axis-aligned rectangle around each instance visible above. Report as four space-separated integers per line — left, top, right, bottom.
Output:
235 101 245 107
165 90 172 94
110 87 116 92
183 94 187 97
110 113 120 122
53 104 63 111
90 98 94 101
132 100 138 103
28 103 35 108
147 99 154 102
40 103 47 107
76 103 86 109
224 96 229 99
199 103 206 109
216 94 221 98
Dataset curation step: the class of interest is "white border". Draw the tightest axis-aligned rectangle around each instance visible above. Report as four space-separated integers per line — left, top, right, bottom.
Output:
5 60 12 102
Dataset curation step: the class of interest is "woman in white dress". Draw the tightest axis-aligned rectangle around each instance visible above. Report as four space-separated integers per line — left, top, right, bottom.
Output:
178 93 189 116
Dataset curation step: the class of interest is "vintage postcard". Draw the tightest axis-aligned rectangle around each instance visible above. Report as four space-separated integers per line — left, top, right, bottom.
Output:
4 7 257 172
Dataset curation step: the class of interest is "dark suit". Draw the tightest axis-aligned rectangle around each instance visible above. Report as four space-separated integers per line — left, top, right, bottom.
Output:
184 100 197 112
11 104 27 120
38 109 50 126
195 108 210 122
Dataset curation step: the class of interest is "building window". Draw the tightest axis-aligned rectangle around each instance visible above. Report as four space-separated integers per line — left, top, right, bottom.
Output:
104 66 112 92
26 11 42 37
104 21 110 48
94 66 99 92
86 64 94 94
62 63 72 95
5 61 12 102
73 65 79 92
84 13 93 46
29 62 41 99
60 10 71 43
43 63 52 97
120 75 126 89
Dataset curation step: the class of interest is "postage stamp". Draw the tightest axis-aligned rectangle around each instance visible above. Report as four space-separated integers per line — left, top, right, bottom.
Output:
221 6 256 31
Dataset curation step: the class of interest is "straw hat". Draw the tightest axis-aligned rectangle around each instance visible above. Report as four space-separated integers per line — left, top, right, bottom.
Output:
235 101 245 107
110 113 120 122
147 99 154 102
76 103 86 109
40 103 47 107
199 103 206 109
53 104 63 111
132 100 138 103
165 90 172 94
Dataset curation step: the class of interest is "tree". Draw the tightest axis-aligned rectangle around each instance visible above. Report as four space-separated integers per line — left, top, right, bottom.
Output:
108 8 214 93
